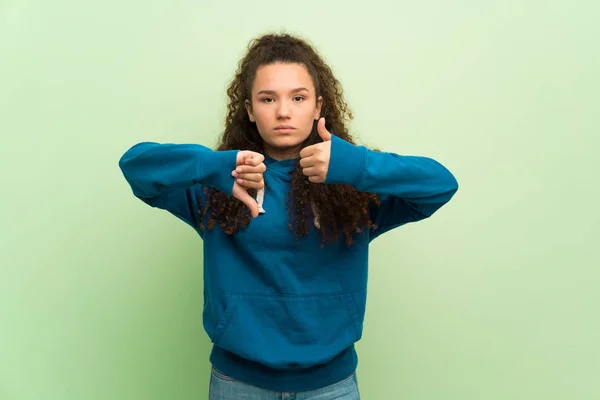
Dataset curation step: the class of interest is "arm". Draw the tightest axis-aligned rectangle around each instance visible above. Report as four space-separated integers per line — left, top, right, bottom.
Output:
324 135 458 239
118 142 238 231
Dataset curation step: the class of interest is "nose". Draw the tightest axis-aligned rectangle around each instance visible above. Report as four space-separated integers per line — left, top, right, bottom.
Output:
276 99 291 119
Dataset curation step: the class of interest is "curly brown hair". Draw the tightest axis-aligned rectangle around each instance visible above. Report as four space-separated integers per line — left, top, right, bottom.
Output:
198 32 380 246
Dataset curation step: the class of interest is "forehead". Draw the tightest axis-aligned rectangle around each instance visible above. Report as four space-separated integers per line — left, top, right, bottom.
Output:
252 63 314 93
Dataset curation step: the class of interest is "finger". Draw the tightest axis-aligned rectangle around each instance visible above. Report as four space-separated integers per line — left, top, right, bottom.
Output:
245 153 265 167
236 178 264 189
308 175 324 183
238 173 263 182
236 163 266 174
236 189 259 218
317 117 332 142
232 171 263 182
237 151 250 166
299 156 314 168
299 145 316 159
236 151 264 167
302 167 319 176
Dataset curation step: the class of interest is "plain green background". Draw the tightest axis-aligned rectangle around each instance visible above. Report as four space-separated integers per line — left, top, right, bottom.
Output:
1 1 598 399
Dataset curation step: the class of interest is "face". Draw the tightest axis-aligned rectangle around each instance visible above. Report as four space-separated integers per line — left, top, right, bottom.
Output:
245 62 322 160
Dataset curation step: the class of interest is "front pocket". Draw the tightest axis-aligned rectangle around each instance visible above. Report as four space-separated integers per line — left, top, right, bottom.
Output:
212 292 362 369
211 367 236 381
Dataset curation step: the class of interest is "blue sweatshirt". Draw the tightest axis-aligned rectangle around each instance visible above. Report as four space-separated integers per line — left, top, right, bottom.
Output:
118 134 458 392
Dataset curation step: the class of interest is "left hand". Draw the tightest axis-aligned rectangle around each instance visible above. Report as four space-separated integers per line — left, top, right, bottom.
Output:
299 117 332 183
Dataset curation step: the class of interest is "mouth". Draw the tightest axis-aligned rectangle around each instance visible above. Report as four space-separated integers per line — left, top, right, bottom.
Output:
274 125 296 133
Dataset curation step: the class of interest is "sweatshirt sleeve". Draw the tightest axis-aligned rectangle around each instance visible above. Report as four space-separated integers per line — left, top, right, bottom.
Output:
118 142 238 231
324 134 458 239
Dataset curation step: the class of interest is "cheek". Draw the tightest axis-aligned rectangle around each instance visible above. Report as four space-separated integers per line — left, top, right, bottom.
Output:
299 106 317 127
252 109 273 139
252 111 268 129
253 107 271 124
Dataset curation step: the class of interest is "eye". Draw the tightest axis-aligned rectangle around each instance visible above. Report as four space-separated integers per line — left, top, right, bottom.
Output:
293 96 305 101
260 97 275 103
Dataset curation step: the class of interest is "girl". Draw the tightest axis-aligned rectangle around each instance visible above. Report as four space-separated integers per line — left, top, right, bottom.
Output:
119 33 458 399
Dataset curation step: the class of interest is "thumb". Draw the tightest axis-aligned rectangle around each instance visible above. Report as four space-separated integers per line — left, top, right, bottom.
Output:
317 117 331 142
237 189 259 218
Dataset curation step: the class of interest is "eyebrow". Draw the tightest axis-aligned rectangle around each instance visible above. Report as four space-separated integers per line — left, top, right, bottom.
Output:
256 87 310 96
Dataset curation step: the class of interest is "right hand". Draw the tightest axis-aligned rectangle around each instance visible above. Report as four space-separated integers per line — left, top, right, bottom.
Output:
232 151 266 218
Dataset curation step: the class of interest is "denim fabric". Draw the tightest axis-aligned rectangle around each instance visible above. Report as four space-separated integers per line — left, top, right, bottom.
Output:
209 367 360 399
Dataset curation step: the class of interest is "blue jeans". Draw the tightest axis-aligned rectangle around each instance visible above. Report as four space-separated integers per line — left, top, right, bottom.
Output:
209 367 361 399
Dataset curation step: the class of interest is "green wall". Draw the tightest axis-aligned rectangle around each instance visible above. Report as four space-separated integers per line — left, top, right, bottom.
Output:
1 1 598 399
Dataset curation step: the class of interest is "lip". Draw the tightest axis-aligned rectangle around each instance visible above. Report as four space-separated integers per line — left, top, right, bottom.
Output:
274 125 296 131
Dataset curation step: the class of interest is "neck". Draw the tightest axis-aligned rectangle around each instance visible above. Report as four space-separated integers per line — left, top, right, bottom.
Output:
264 144 301 161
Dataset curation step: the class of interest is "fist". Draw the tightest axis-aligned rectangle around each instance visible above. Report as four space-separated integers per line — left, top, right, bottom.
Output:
299 117 332 183
232 151 266 190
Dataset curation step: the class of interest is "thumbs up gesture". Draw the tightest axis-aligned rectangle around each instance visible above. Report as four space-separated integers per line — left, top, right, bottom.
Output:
299 118 332 183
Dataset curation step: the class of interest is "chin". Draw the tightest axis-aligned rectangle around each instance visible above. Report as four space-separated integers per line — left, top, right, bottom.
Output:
265 135 307 149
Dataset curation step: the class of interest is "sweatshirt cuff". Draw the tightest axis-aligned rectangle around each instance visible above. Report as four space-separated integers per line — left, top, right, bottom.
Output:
198 149 238 195
324 134 367 187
